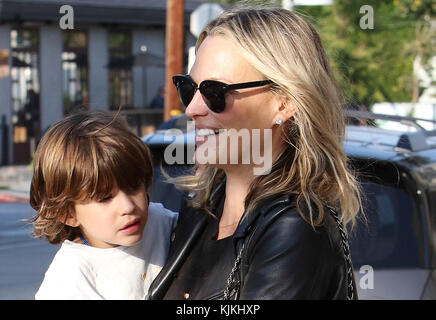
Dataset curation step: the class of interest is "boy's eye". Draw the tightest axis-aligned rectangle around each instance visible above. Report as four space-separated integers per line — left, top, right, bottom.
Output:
98 195 113 203
125 184 143 195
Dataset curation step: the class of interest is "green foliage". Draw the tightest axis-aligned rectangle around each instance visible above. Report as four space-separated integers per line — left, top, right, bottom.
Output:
296 1 417 106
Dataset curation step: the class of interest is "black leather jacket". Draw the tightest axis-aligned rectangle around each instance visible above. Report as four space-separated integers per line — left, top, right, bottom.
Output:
148 187 358 300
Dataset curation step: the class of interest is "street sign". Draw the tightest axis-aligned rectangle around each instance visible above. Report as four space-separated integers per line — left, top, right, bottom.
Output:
190 3 224 38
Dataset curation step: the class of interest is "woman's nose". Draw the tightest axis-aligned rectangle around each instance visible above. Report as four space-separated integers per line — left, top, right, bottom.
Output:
185 90 209 119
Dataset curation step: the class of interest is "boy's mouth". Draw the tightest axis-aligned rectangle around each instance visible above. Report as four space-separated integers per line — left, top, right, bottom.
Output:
120 218 141 233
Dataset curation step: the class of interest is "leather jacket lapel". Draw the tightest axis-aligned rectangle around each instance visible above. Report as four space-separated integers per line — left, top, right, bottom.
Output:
147 206 208 300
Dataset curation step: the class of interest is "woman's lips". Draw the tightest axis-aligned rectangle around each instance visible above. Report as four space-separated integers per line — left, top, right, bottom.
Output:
195 128 224 146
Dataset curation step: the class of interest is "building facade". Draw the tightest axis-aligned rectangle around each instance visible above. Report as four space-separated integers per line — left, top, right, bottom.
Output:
0 0 199 164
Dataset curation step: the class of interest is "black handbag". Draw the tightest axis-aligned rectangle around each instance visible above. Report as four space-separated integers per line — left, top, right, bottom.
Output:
223 207 355 300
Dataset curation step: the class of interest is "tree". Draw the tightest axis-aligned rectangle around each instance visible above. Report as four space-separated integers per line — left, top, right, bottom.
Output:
297 0 426 107
393 0 435 103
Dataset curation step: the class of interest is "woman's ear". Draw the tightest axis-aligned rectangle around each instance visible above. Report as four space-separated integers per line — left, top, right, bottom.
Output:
273 98 295 126
279 99 296 122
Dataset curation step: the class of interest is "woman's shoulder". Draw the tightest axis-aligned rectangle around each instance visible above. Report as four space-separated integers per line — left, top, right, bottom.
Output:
251 195 343 255
259 201 326 239
239 197 350 300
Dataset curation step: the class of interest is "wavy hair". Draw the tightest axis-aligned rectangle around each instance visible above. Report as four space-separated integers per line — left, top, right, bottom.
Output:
30 110 153 244
170 6 363 229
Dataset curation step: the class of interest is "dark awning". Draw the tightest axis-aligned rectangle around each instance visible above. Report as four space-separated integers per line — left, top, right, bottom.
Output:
0 0 202 26
134 52 165 67
105 52 165 69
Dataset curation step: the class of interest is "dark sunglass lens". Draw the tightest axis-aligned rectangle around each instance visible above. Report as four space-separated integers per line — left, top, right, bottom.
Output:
210 97 226 113
179 85 195 108
174 77 195 108
200 81 226 113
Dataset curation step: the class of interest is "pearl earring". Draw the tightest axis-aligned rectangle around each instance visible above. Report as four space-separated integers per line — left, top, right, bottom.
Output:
275 119 283 126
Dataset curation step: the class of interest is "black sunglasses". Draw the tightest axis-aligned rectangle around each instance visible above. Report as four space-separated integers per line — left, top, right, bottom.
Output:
172 74 273 113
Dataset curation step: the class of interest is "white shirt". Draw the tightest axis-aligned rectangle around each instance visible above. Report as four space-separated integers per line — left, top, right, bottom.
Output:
35 202 178 300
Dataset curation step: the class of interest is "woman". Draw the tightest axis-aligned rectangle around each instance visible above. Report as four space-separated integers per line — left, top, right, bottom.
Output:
148 6 362 300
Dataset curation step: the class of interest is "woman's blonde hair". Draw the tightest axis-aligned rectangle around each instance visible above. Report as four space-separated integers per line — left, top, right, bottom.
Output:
30 110 153 244
172 6 362 229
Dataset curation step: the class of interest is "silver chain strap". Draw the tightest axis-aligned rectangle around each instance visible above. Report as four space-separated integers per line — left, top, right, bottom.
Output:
223 242 245 300
328 207 355 300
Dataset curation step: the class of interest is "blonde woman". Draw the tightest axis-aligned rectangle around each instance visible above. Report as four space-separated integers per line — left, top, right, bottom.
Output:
148 6 362 300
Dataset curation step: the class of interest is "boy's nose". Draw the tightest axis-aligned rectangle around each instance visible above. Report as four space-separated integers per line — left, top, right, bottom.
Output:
117 191 135 214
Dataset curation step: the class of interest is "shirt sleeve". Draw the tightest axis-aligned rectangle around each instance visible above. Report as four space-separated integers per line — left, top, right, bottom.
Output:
35 247 104 300
144 203 179 268
149 202 179 232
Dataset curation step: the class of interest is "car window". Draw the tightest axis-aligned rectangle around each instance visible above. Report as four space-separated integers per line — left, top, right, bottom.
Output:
349 182 420 268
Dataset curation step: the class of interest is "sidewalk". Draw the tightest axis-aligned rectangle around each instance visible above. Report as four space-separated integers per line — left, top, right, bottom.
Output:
0 165 32 203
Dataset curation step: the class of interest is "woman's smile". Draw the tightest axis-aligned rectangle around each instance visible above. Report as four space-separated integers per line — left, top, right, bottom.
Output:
195 128 225 146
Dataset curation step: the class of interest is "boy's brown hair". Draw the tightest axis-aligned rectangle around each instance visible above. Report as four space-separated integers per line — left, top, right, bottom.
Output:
30 110 153 244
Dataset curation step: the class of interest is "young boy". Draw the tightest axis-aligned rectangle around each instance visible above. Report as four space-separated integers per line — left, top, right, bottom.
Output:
30 110 178 300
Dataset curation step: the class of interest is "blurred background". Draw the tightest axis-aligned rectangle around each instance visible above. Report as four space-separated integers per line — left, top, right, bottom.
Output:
0 0 434 300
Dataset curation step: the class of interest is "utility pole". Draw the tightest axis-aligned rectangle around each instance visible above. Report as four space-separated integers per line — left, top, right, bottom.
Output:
164 0 184 122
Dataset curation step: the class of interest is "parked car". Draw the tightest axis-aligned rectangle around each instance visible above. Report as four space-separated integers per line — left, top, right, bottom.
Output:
143 111 436 299
344 111 436 299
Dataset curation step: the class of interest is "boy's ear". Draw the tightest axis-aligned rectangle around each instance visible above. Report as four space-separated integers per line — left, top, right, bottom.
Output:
64 211 80 228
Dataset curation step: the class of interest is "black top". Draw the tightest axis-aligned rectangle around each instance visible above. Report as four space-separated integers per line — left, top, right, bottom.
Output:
163 198 235 300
